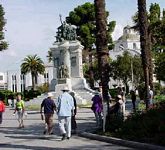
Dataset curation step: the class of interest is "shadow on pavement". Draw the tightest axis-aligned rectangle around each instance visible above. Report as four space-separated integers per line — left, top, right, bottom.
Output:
0 143 133 150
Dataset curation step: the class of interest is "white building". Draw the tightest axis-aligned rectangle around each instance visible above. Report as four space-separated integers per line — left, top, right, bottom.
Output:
0 72 7 90
6 63 55 93
109 25 141 89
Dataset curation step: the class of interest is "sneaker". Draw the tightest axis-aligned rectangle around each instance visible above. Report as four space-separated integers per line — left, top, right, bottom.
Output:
61 134 66 140
67 137 70 140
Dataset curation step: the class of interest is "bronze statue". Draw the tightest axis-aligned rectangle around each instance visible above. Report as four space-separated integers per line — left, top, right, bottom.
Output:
58 64 69 78
56 15 77 42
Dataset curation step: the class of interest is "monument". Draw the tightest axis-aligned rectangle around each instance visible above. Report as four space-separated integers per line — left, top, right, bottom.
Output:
50 17 85 91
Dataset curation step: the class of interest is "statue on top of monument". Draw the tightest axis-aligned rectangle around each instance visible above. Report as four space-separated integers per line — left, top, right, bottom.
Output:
56 14 77 42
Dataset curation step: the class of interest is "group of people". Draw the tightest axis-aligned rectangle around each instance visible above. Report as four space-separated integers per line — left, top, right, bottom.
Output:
90 87 126 128
40 86 77 140
1 84 154 141
4 86 77 141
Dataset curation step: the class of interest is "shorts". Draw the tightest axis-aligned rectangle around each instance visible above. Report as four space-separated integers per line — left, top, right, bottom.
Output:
17 110 23 121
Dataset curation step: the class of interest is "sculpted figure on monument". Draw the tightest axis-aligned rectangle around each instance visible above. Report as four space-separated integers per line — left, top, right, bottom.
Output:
56 15 77 42
58 64 69 78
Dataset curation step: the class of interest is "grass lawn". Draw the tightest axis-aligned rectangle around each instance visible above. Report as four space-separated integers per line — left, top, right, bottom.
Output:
26 104 40 111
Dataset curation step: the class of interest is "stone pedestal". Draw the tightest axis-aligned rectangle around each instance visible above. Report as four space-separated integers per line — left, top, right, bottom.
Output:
50 40 84 90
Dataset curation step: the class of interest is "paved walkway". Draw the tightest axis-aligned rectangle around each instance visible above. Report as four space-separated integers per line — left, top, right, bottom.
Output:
0 107 136 150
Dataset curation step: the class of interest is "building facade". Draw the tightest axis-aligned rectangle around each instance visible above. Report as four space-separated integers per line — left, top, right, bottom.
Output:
6 63 55 93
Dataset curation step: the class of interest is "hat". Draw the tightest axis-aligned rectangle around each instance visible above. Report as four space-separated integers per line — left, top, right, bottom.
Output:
47 92 53 97
61 86 69 91
117 95 122 99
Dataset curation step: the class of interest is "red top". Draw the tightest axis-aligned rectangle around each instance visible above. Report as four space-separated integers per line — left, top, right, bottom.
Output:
0 101 5 112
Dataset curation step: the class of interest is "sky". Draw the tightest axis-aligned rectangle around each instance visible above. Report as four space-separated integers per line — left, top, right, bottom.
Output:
0 0 165 72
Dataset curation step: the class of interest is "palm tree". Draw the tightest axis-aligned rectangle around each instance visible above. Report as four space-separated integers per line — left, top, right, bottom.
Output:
94 0 110 131
137 0 150 109
47 49 53 63
21 54 45 90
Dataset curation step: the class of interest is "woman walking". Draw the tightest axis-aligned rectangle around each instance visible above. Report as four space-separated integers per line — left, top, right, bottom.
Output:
91 91 103 128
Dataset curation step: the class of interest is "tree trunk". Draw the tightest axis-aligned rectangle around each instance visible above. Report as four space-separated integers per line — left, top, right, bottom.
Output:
148 31 154 88
31 73 35 90
138 0 150 109
94 0 110 131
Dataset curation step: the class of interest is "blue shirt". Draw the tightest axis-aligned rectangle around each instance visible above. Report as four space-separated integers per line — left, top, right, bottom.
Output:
57 92 74 116
41 98 56 114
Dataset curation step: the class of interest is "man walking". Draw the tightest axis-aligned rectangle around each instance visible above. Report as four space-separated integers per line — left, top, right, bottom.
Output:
57 86 74 140
40 92 56 135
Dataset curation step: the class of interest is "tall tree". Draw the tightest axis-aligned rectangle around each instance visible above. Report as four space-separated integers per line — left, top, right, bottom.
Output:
110 51 143 93
0 4 8 51
94 0 110 121
66 2 115 89
155 53 165 82
137 0 150 109
21 55 45 90
133 3 165 88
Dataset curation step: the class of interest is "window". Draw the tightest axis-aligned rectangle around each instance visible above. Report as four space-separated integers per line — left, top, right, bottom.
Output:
133 43 137 49
0 75 3 80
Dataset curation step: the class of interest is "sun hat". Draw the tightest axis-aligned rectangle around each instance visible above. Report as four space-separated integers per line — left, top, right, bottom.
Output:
47 92 53 97
61 86 69 91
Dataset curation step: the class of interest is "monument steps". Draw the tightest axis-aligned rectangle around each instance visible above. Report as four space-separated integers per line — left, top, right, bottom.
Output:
73 88 94 105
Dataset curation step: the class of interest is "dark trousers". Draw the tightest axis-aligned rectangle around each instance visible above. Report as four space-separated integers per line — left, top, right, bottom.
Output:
71 115 77 130
0 112 3 124
132 100 136 110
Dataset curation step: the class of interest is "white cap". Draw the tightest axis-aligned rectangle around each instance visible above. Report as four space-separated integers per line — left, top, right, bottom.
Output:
61 86 69 91
47 92 53 97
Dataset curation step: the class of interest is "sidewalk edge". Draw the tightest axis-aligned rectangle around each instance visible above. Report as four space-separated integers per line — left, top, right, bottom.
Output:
79 132 165 150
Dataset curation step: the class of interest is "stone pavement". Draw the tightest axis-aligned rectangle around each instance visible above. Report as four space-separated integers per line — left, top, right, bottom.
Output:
0 107 136 150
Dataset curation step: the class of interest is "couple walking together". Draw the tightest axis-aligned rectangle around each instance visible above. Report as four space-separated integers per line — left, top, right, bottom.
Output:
40 86 77 140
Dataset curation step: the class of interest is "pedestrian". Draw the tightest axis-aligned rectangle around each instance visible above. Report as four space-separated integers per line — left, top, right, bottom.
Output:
149 86 154 108
40 92 56 135
13 94 25 128
69 91 77 134
117 86 126 115
0 98 5 124
116 95 124 117
130 90 136 111
56 86 74 140
91 91 103 128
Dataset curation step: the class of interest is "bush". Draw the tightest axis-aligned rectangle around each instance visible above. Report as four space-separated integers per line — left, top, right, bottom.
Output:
153 82 162 95
109 88 118 98
105 114 124 132
117 101 165 146
0 90 15 105
154 95 165 103
24 89 41 100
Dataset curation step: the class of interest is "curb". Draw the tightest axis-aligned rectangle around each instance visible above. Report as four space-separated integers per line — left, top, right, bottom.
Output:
79 132 165 150
26 111 40 114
